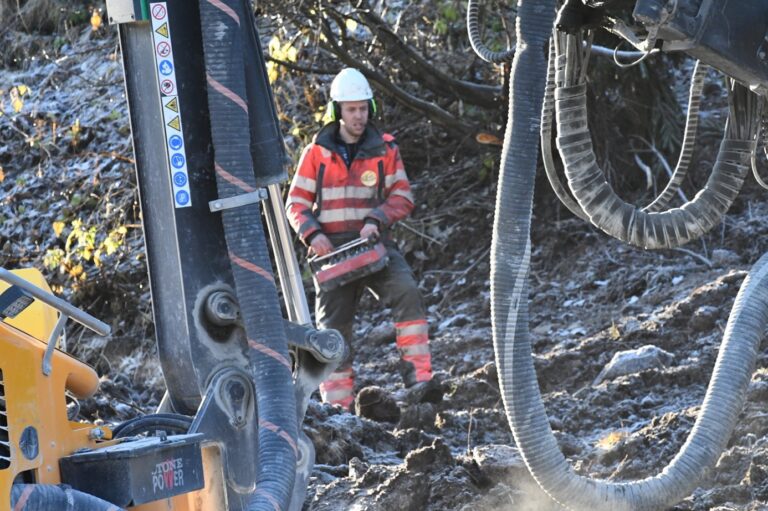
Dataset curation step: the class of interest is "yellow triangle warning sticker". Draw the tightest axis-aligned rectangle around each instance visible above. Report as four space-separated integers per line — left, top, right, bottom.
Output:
167 116 181 131
165 97 179 113
156 23 169 38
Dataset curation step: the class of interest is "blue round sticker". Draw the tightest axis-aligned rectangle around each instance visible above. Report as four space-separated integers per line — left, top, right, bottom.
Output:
169 135 183 151
159 60 174 76
173 172 187 187
176 190 190 205
171 153 185 169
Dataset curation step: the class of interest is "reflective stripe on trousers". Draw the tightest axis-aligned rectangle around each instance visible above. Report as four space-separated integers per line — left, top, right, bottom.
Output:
396 318 432 382
319 368 354 409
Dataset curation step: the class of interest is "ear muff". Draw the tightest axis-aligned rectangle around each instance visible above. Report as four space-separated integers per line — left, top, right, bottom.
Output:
327 99 378 122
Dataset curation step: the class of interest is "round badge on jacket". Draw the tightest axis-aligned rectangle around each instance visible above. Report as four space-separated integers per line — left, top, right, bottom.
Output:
361 170 378 187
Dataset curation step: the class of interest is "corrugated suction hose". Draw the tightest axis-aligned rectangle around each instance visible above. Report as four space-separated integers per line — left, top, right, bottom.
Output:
492 2 768 510
10 484 121 510
198 0 297 509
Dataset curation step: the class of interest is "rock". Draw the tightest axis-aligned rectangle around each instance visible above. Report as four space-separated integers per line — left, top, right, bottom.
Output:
438 314 470 331
711 248 739 266
355 386 401 423
593 345 674 384
348 457 369 479
372 471 430 511
469 362 498 383
366 323 396 346
394 377 445 405
404 437 454 472
471 444 528 483
689 305 719 332
398 403 437 430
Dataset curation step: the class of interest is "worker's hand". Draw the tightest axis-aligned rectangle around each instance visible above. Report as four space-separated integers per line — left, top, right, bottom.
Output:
310 233 334 257
360 222 379 240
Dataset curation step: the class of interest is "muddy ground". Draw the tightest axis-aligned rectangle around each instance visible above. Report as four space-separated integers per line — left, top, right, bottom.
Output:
2 22 768 511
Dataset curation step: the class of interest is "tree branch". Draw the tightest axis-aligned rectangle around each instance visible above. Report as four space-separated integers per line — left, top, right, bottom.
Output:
316 12 477 137
354 2 501 109
266 55 338 76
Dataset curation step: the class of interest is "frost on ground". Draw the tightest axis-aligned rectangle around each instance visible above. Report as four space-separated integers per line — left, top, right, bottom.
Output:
3 24 768 511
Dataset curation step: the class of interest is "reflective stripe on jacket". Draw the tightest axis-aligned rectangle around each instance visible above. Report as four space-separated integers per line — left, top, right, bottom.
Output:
286 122 415 243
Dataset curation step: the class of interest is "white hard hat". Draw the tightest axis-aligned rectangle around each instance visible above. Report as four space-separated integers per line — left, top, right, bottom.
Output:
330 68 373 102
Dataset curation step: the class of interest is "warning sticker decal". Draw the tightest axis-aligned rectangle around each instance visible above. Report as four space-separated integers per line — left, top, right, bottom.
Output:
150 2 191 209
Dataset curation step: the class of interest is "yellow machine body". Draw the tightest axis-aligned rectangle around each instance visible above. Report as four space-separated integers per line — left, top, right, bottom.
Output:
0 269 226 510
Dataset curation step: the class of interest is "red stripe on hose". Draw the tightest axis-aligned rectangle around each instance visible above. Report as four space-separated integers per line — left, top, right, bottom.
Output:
248 339 291 370
215 163 256 192
207 73 248 113
205 0 240 25
254 488 281 511
230 252 275 283
259 418 299 457
13 486 34 511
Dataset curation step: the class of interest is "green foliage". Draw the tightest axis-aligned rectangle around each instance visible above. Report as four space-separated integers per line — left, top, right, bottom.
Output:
478 154 495 183
434 1 462 35
44 219 130 284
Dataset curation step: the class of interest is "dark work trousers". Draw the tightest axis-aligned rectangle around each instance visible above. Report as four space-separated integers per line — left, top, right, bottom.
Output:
314 242 426 373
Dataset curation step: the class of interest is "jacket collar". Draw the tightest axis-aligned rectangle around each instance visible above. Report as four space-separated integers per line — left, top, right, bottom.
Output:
314 122 387 160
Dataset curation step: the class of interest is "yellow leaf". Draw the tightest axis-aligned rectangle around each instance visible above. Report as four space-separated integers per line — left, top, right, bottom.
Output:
69 264 84 278
12 98 23 113
596 430 626 450
0 166 4 182
53 221 65 237
16 85 28 96
286 46 298 62
609 321 621 341
71 119 81 136
91 10 102 31
345 19 358 32
267 62 279 84
268 36 281 56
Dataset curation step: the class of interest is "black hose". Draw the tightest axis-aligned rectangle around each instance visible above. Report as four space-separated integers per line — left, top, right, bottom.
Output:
198 0 298 509
541 37 589 221
488 0 553 504
643 60 709 212
11 484 122 511
112 413 193 438
467 0 515 63
554 34 757 249
493 4 768 510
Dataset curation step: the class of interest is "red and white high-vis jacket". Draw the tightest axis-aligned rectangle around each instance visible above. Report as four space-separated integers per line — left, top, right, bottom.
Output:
286 123 415 243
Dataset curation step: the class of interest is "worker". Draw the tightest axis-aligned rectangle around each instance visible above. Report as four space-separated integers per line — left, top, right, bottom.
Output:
286 68 433 410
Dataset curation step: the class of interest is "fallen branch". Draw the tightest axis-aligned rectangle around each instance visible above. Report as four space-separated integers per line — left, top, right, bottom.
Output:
397 221 446 247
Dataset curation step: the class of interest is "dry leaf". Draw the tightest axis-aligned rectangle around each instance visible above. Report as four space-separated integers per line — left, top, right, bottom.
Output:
91 10 102 31
475 132 502 146
53 221 65 237
609 322 621 340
